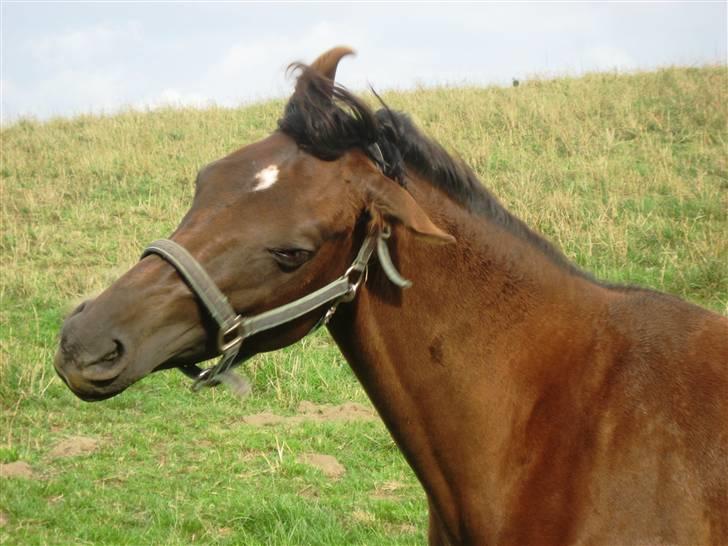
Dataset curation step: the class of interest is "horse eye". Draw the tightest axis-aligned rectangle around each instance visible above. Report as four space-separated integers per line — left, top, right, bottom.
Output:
268 248 314 270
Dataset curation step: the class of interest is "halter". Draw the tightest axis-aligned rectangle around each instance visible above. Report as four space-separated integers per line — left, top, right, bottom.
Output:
141 223 411 391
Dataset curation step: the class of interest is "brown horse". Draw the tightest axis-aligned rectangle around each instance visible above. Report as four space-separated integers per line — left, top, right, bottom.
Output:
55 48 727 545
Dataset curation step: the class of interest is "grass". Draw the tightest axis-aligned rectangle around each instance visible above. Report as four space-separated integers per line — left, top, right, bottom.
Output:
1 65 727 544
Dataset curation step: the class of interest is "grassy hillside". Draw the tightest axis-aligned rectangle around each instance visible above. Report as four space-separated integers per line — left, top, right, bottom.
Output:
1 66 727 544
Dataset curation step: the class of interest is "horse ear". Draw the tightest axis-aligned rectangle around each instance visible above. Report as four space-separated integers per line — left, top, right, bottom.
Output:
294 46 355 97
310 46 355 80
366 175 456 244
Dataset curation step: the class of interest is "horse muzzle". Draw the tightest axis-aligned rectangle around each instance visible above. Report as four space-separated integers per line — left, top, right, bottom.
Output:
54 300 130 401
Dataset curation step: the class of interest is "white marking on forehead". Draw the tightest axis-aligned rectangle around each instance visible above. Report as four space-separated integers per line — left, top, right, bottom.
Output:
252 164 279 192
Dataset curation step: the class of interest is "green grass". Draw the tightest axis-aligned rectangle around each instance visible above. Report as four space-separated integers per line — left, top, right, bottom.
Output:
1 65 727 544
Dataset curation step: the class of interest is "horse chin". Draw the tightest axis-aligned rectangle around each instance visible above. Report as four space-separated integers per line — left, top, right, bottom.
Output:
152 344 218 374
73 386 128 402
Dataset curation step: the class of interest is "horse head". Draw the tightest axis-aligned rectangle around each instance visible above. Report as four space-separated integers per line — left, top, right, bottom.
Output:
54 47 451 401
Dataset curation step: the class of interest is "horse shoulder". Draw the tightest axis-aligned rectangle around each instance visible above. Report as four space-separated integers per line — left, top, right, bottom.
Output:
578 290 728 543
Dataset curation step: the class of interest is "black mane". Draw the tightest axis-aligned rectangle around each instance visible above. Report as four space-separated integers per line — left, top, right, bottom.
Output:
278 64 585 277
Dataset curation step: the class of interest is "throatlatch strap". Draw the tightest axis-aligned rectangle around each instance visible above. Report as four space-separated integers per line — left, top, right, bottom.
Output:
376 230 412 289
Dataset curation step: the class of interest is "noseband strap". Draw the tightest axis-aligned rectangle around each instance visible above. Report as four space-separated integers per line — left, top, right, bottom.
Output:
141 240 241 347
142 228 409 390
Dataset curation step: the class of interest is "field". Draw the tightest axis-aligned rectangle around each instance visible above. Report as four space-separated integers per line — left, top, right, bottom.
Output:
1 66 727 544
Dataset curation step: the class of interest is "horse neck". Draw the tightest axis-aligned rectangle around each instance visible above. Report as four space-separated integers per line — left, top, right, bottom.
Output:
327 176 608 536
329 175 601 388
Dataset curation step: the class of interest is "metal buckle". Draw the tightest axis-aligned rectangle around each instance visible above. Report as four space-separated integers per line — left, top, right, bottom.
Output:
217 316 244 353
191 367 215 392
341 264 368 302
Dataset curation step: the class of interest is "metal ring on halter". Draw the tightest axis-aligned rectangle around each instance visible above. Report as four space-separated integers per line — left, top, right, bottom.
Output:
341 264 368 302
217 316 245 353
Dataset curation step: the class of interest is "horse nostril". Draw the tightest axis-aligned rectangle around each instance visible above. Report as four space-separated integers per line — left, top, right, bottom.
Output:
79 339 127 382
100 340 124 364
71 300 89 317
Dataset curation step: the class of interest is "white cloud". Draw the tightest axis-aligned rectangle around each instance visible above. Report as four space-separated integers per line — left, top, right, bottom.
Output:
30 22 142 68
3 21 145 121
190 21 373 107
3 69 127 121
138 88 215 111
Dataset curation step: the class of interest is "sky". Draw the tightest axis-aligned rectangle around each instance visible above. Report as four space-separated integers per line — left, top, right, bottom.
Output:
1 2 726 123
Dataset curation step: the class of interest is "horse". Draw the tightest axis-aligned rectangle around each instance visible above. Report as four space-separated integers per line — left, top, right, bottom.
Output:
54 47 727 545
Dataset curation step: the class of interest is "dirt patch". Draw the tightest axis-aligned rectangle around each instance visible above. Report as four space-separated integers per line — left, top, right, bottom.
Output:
297 400 378 422
0 511 7 526
296 452 346 479
241 411 288 427
49 436 99 458
242 400 378 427
0 461 33 479
371 480 406 501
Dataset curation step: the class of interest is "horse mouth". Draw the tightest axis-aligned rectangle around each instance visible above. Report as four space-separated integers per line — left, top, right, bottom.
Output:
55 369 127 401
53 349 129 402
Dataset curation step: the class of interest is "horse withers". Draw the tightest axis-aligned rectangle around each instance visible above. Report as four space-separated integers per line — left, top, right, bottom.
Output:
54 47 727 545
